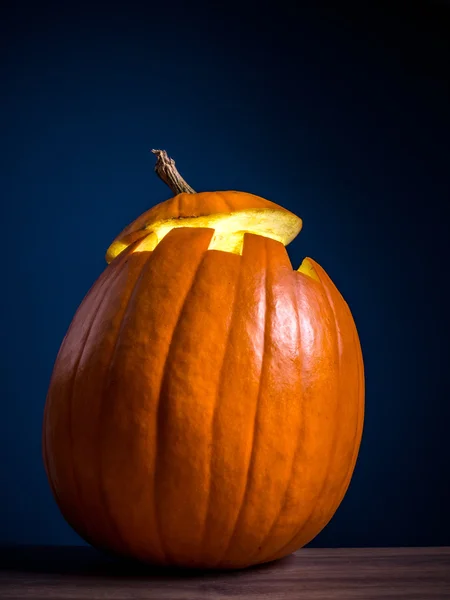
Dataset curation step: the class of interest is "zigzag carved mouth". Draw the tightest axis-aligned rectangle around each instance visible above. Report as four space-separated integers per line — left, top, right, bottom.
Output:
106 208 303 261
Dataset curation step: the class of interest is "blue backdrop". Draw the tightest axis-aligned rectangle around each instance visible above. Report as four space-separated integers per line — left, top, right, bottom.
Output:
1 1 449 547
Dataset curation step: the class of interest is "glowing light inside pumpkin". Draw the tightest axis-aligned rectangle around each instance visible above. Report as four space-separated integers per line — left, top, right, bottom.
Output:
106 209 318 281
106 209 302 262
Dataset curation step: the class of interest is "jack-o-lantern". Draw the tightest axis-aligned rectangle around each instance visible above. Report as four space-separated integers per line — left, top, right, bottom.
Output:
43 150 364 569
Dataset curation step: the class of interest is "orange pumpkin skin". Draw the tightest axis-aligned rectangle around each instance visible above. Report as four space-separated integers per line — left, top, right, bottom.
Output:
43 192 364 570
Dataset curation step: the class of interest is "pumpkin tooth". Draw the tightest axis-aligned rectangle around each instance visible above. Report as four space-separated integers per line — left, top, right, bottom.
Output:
297 258 320 281
131 231 159 253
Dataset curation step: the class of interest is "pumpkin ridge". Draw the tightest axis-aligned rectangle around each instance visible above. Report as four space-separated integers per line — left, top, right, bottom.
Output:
66 251 130 545
215 239 268 566
264 269 344 561
43 245 135 546
174 192 181 218
199 250 243 557
293 264 364 548
153 242 213 564
100 228 214 565
43 371 66 525
243 266 304 564
296 285 357 546
328 319 363 513
217 190 235 212
306 287 364 542
96 250 155 556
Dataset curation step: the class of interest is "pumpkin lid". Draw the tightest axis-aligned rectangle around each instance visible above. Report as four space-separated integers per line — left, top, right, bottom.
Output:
105 151 303 263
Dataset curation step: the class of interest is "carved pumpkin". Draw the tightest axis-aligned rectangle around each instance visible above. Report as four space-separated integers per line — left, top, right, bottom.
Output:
43 150 364 569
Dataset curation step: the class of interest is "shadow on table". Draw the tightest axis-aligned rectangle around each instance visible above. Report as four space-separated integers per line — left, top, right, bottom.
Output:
0 545 295 580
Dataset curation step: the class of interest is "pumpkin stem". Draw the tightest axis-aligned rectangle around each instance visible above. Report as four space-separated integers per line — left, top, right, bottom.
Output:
151 149 196 195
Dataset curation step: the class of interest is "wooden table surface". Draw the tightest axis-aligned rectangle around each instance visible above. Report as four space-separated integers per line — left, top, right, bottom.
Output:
0 546 449 599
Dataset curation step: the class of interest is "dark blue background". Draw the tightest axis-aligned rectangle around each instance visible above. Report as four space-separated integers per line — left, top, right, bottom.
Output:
1 0 449 547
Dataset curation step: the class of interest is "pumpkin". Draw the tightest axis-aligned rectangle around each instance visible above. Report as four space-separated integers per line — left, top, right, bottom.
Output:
42 150 364 570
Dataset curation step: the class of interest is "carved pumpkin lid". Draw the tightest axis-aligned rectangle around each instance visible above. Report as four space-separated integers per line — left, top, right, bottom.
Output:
105 152 303 263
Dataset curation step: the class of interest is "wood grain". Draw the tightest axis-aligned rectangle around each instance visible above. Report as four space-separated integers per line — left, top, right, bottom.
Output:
0 546 449 599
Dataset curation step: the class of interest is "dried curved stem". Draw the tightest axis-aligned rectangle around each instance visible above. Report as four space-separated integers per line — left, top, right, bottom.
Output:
151 149 196 195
